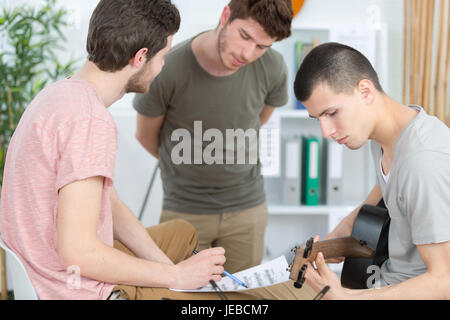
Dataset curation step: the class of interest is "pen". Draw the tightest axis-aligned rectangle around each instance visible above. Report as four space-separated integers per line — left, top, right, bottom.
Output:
193 249 248 289
222 270 248 289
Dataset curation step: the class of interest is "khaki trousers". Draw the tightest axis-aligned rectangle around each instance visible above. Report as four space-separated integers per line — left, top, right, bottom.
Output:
159 203 268 273
112 219 316 300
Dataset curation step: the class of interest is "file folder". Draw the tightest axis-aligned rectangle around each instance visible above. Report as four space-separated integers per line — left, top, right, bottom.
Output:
282 136 302 206
324 139 344 205
264 176 283 205
302 136 320 205
295 41 312 110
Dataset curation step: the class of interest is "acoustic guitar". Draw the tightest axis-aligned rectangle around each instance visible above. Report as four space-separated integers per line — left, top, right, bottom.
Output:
288 201 390 289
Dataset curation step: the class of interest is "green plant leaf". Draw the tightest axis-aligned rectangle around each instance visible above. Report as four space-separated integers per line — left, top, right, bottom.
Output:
0 0 79 174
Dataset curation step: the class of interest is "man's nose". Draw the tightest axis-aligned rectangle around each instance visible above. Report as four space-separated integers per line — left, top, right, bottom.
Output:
319 118 336 139
241 43 256 61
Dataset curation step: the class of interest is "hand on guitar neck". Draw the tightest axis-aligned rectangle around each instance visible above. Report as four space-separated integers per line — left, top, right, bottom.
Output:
288 235 375 282
288 203 390 292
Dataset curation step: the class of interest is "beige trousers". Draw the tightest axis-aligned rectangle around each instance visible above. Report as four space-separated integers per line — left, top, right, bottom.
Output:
159 203 268 273
112 219 316 300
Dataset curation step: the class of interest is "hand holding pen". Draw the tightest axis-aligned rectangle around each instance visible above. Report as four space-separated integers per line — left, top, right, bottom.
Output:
173 247 226 289
193 249 248 289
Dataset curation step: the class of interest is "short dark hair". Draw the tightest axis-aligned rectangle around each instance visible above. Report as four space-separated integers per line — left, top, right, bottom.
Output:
87 0 180 72
294 42 384 102
228 0 293 41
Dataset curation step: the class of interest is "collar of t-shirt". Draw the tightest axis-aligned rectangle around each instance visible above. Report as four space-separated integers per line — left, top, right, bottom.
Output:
378 105 422 184
380 150 390 183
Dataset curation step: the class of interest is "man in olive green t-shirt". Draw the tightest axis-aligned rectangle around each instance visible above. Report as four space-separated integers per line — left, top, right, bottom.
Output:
133 0 293 273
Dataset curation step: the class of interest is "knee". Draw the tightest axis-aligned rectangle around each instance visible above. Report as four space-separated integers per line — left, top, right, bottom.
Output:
167 218 194 231
166 219 197 240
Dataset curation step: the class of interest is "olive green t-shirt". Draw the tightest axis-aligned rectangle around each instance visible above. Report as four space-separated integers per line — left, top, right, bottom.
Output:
133 36 288 214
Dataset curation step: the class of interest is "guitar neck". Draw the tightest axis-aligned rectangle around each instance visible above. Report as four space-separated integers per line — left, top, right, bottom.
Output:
289 237 374 280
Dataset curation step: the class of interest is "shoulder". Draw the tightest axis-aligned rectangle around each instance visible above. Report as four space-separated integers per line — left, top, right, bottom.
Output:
257 48 286 72
396 109 450 172
250 48 287 88
261 48 285 63
395 111 449 184
414 113 450 150
162 38 192 71
401 108 450 152
147 38 193 90
35 79 115 131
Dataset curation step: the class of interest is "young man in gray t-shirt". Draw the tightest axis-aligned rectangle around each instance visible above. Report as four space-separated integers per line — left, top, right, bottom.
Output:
293 42 450 299
132 0 293 273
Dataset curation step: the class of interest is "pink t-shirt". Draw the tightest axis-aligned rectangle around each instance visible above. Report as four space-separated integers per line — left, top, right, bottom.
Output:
0 78 116 299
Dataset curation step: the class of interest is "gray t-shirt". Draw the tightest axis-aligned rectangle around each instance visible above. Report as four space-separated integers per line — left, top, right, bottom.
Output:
370 105 450 286
133 36 288 214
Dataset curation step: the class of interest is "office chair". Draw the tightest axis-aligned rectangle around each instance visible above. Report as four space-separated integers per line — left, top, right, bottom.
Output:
0 235 38 300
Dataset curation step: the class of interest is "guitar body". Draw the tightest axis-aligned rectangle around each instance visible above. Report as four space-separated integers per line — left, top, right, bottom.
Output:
341 202 390 289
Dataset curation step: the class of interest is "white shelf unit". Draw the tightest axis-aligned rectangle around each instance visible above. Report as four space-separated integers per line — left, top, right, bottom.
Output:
276 109 310 119
268 204 358 216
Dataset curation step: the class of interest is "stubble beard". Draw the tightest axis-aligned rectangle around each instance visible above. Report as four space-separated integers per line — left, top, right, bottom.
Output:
125 67 149 94
217 26 236 72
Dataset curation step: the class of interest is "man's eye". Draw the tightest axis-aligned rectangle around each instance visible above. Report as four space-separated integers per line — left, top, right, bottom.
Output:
241 34 249 40
328 111 337 117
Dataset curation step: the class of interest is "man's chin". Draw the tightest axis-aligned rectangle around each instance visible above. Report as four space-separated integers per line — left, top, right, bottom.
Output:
346 141 365 150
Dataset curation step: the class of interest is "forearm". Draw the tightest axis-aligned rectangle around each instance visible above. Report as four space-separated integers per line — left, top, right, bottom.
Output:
327 185 382 239
325 207 360 239
111 189 173 265
345 272 450 300
61 238 177 288
136 114 164 159
137 134 159 158
260 105 275 126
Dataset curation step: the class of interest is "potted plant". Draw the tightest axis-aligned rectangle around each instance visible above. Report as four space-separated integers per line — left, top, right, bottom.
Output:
0 0 78 188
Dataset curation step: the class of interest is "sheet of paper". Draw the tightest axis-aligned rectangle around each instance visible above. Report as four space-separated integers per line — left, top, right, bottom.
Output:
170 256 290 292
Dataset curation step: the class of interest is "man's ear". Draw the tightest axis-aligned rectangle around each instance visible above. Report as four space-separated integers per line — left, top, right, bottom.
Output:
357 79 376 104
219 6 231 27
130 48 148 68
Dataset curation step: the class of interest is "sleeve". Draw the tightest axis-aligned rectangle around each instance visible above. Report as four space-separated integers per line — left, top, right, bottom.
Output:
264 56 289 107
133 66 172 117
400 152 450 245
55 116 117 192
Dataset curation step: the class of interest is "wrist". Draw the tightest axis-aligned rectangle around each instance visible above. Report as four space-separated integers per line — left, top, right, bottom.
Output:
340 287 359 300
165 264 180 288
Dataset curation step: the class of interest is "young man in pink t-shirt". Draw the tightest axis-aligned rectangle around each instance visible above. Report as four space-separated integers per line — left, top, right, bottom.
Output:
0 0 317 301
